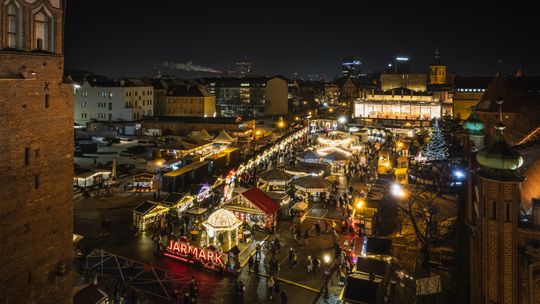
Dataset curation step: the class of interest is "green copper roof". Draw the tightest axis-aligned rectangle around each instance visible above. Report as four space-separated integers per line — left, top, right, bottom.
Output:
476 123 523 171
464 106 484 135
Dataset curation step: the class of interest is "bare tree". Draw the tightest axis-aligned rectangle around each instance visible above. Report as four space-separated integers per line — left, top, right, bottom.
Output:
397 185 444 278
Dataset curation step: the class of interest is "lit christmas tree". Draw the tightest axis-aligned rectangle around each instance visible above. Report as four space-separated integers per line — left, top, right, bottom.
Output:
424 119 448 161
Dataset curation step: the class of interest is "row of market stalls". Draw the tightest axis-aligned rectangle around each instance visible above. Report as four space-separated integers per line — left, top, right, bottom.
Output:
132 194 196 230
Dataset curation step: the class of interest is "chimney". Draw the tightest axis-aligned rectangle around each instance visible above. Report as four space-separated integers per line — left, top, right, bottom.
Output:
533 198 540 227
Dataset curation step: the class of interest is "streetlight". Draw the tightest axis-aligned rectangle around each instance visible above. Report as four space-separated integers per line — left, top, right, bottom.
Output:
391 183 406 199
323 254 331 264
338 116 347 124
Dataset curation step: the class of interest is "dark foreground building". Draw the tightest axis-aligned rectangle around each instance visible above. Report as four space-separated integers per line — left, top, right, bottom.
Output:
0 0 74 303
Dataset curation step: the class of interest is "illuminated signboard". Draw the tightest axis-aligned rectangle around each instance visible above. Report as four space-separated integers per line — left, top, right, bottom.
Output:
164 239 225 269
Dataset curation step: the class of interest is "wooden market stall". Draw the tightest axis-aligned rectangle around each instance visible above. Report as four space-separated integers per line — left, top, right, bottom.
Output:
132 201 169 231
223 187 280 230
258 168 293 192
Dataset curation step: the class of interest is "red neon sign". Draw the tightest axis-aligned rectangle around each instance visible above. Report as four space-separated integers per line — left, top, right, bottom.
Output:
166 239 224 267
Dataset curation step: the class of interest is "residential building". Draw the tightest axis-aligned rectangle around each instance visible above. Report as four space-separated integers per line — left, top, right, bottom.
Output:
265 76 289 116
164 84 216 117
0 0 73 302
74 79 154 125
452 76 491 120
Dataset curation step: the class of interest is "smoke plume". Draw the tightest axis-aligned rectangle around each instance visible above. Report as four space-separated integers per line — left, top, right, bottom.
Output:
161 61 221 73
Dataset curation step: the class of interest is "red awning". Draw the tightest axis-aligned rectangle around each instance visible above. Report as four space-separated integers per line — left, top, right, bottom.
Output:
241 187 280 215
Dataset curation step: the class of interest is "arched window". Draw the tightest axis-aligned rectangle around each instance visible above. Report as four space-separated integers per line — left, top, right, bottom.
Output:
34 11 51 51
6 2 20 48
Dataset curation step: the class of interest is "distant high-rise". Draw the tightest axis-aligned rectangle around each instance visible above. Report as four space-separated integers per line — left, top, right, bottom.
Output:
235 61 252 77
0 0 74 303
342 57 362 78
391 56 411 74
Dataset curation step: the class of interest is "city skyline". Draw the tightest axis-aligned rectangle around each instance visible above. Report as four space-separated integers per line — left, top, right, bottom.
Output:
64 1 540 80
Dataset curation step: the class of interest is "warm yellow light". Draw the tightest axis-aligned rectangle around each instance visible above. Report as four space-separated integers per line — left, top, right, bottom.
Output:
277 121 285 128
295 116 300 121
255 130 262 136
355 199 365 209
329 108 334 113
308 111 312 116
396 142 403 148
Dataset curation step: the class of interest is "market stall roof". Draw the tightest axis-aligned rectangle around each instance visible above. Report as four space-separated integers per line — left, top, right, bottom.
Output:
188 129 213 141
74 284 108 304
324 131 348 140
258 168 293 184
322 150 350 162
73 234 84 243
186 207 208 216
296 149 321 161
213 129 236 143
293 175 331 192
284 162 329 176
264 191 290 205
132 173 154 181
365 236 393 256
291 201 309 211
204 209 242 230
342 274 381 304
75 170 111 179
355 257 389 277
241 187 280 215
133 201 158 215
233 186 249 195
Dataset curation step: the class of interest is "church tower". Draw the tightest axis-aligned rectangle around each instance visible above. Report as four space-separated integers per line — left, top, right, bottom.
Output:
429 48 447 85
469 100 524 303
0 1 74 303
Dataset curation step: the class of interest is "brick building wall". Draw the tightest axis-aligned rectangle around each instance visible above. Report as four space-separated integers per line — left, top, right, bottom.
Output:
0 3 73 301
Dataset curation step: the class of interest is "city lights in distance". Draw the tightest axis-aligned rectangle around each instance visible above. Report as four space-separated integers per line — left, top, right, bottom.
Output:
396 57 409 61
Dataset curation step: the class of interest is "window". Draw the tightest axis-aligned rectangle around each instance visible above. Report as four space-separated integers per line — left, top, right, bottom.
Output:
45 94 49 108
109 103 112 110
34 11 51 51
25 147 30 166
7 2 20 48
34 174 40 189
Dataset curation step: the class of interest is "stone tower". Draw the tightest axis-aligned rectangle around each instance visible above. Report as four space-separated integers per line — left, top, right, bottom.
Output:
429 48 447 85
0 1 74 303
469 100 524 303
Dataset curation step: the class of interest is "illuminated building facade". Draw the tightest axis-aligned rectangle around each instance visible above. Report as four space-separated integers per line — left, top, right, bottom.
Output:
0 0 74 302
353 88 440 128
164 85 216 117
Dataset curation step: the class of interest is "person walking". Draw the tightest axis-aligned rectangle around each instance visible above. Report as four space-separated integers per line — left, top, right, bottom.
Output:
303 230 309 246
314 221 321 237
248 255 254 272
267 276 275 301
280 290 288 304
324 220 330 234
312 256 320 275
292 250 298 268
306 256 313 273
288 248 294 267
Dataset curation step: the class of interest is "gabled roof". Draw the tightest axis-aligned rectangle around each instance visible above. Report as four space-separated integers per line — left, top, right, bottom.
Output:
241 187 280 215
213 130 235 143
296 150 321 160
133 201 157 215
258 168 293 182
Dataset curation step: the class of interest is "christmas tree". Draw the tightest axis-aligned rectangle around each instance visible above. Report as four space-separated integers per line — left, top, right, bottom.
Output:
424 119 448 161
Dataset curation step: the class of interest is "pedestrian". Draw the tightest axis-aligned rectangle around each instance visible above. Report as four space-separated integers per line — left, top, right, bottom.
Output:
303 230 309 246
267 276 275 300
292 250 298 268
288 248 294 266
184 293 190 304
248 255 254 272
324 220 330 234
314 221 321 237
312 256 320 274
306 256 313 273
280 290 288 304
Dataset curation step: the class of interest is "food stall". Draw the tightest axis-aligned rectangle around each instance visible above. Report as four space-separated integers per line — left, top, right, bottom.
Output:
130 173 155 192
223 187 280 230
292 175 331 204
132 201 169 231
290 201 309 223
74 170 112 188
296 149 321 164
258 168 293 192
162 193 195 214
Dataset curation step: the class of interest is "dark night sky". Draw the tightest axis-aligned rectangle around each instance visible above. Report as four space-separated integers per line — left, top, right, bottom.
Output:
64 1 539 80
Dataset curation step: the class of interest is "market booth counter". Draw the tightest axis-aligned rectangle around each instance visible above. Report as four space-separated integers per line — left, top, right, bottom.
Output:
257 167 293 192
222 187 280 230
292 175 331 204
130 173 155 192
132 201 169 231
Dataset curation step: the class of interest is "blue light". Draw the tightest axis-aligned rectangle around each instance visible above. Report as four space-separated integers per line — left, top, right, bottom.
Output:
454 170 465 179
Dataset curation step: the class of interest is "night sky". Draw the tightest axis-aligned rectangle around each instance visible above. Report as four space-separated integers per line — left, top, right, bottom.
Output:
64 1 539 80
